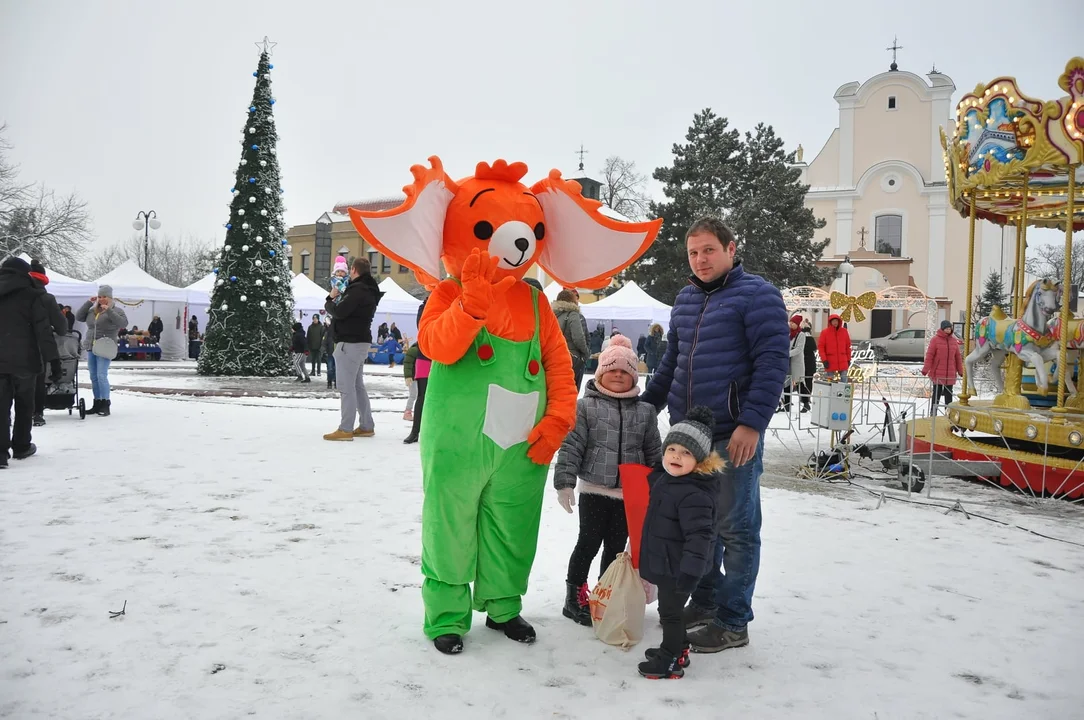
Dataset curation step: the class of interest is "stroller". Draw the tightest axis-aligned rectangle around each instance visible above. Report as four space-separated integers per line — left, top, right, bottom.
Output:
43 331 87 419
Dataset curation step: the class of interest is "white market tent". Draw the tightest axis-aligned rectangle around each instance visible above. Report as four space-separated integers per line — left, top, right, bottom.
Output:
184 272 215 330
374 277 422 341
291 272 330 320
93 260 190 360
543 281 564 303
580 281 672 338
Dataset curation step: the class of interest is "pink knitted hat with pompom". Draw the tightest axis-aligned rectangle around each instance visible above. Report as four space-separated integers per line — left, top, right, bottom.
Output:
333 255 348 274
594 333 640 392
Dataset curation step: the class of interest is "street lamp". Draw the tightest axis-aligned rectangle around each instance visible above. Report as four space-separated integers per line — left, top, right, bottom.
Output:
132 211 161 271
838 256 855 295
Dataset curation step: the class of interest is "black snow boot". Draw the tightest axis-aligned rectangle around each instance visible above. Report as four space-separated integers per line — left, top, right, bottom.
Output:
562 582 591 626
433 634 464 655
85 399 101 415
33 414 46 427
485 615 536 644
638 650 684 679
645 646 691 668
12 443 37 461
97 400 111 417
403 433 418 444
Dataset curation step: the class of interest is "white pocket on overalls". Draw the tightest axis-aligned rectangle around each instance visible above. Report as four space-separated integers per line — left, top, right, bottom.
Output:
482 383 540 449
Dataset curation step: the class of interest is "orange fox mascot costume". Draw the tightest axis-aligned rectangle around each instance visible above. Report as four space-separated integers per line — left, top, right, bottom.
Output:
349 157 660 654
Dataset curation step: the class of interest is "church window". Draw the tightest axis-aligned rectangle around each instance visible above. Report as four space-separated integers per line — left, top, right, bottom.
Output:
888 96 897 110
875 215 903 257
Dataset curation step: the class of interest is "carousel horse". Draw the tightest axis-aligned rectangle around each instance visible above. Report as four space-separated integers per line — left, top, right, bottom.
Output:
964 278 1061 395
1035 313 1084 397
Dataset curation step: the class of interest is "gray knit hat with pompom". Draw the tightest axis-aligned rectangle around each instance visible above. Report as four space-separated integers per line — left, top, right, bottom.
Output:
664 406 715 463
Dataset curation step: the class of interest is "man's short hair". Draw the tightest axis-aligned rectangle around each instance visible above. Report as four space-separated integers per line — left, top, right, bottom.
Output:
556 289 577 303
352 257 371 275
686 217 737 248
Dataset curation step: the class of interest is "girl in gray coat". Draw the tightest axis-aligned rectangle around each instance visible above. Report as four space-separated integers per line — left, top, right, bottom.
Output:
554 334 663 626
75 285 128 416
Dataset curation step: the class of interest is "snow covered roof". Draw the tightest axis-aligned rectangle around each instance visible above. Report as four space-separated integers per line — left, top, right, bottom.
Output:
94 260 188 303
316 211 351 224
332 196 407 215
597 205 631 222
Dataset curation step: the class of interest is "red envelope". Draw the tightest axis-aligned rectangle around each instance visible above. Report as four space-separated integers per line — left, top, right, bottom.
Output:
620 463 652 569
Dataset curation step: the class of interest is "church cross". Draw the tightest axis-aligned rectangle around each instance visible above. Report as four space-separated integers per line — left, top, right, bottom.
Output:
857 226 869 249
575 144 589 172
887 36 903 70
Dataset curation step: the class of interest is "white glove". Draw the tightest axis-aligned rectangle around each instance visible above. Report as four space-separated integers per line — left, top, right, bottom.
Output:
557 487 575 514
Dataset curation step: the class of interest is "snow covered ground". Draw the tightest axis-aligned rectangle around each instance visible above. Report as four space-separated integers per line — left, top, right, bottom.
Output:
2 371 1083 718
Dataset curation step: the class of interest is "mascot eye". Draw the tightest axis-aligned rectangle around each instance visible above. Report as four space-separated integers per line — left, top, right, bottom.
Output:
473 221 494 240
533 222 545 241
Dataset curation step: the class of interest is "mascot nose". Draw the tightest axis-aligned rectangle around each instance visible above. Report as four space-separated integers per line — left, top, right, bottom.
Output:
514 237 529 252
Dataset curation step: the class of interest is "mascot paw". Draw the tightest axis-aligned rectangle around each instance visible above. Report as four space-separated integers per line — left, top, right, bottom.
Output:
460 249 517 319
527 417 568 466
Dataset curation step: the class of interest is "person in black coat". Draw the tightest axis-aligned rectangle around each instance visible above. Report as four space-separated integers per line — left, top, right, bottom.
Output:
290 322 310 382
148 315 164 342
800 320 817 412
27 260 67 427
637 406 724 680
0 257 61 466
404 295 429 444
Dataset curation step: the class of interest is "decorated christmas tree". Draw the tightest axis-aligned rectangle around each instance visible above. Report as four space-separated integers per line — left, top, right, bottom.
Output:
198 38 295 377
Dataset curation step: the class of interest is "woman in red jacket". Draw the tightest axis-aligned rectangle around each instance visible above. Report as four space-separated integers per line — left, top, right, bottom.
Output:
922 320 964 413
817 314 852 379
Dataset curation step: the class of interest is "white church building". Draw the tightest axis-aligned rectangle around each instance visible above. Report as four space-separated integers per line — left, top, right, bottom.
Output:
794 61 1015 340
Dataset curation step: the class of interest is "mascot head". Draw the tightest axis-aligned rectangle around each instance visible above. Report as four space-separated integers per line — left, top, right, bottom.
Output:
347 156 661 290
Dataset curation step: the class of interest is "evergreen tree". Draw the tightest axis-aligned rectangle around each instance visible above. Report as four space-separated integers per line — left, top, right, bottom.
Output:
622 110 830 301
727 124 831 289
198 44 294 376
623 109 743 301
974 271 1006 321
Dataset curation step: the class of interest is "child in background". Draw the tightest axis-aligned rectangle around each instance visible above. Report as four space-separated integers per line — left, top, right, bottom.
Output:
637 406 724 680
329 256 349 304
554 334 662 626
322 317 336 390
402 341 419 420
291 322 310 383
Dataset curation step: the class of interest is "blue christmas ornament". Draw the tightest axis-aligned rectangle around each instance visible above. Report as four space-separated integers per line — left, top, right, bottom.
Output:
230 276 238 282
269 64 274 69
281 239 288 246
226 223 232 230
229 187 235 193
253 71 258 77
213 268 219 274
249 106 256 113
251 144 259 150
269 250 276 257
270 98 276 105
248 178 256 184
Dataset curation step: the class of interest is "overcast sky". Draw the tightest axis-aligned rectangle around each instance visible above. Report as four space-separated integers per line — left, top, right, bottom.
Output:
1 0 1078 252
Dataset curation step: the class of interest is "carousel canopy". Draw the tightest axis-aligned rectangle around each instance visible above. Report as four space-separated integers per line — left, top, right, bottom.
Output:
942 57 1084 230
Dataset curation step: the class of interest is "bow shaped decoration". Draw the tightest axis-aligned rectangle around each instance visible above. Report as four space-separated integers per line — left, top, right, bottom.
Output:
829 291 878 323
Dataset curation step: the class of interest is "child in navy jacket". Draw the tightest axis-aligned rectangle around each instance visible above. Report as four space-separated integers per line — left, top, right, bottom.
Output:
637 406 724 679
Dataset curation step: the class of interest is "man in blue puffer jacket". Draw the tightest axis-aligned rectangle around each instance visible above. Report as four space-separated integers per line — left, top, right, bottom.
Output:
642 216 789 654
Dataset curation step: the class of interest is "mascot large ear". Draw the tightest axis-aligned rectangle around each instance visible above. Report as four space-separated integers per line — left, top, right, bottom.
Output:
531 170 661 290
348 156 457 286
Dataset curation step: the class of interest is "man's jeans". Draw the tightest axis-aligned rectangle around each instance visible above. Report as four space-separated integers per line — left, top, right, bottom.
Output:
690 434 763 632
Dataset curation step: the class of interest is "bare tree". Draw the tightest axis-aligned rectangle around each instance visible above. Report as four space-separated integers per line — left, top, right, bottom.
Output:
0 124 91 275
599 155 651 221
1026 237 1084 291
86 233 216 287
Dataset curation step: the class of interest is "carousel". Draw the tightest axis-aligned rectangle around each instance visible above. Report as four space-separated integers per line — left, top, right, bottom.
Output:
906 57 1084 498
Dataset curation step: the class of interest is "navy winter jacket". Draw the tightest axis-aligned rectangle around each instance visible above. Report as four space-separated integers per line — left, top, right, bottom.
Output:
638 467 719 591
642 263 790 439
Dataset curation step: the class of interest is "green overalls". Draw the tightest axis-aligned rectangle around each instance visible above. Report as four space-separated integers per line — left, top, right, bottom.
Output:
419 286 549 639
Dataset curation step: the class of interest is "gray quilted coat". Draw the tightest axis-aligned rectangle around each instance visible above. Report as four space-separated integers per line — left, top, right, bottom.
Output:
554 380 663 491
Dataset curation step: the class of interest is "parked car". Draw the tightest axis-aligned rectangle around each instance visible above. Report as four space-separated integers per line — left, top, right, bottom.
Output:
868 328 927 360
